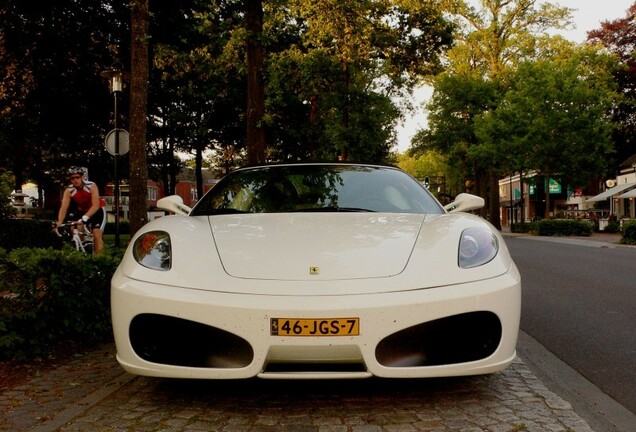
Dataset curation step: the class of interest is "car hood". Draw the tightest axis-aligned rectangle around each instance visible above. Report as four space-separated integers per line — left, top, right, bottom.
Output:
210 213 424 281
119 213 514 296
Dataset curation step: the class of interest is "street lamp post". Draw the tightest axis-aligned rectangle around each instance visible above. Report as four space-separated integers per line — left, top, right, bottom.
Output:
101 64 127 247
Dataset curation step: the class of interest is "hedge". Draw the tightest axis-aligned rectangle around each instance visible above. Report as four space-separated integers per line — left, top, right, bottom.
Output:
0 246 121 360
621 220 636 245
0 219 63 250
0 219 132 251
510 219 593 237
532 219 593 237
510 222 533 233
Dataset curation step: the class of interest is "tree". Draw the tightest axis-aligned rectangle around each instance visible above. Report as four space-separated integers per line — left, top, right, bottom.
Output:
129 0 150 235
397 150 463 200
0 1 128 205
442 0 572 78
246 0 267 164
588 2 636 171
411 73 502 202
413 0 573 227
149 0 248 195
286 0 453 160
475 52 619 218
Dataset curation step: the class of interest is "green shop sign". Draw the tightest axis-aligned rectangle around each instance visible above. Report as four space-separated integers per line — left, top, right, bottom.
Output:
529 178 562 195
548 178 562 194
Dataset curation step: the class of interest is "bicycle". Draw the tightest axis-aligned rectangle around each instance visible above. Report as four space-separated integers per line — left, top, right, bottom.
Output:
54 221 94 255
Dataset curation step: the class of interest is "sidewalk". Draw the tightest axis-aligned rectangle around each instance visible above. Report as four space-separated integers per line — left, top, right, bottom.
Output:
1 343 597 432
501 228 624 247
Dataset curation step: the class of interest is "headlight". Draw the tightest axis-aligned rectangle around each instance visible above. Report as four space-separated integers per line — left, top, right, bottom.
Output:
133 231 172 271
458 227 498 269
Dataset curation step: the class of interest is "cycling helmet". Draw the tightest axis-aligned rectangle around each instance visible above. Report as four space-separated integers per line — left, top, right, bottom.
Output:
69 166 85 175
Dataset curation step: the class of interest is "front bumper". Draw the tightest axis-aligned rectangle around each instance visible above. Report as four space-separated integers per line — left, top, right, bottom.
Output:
111 265 521 379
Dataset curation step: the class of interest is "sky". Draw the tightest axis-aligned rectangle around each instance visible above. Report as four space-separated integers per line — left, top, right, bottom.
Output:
395 0 635 153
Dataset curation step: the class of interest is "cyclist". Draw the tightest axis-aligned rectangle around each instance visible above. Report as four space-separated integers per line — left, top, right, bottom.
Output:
56 167 107 255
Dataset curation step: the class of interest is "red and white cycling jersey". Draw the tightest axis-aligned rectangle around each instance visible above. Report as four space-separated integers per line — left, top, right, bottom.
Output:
68 181 95 213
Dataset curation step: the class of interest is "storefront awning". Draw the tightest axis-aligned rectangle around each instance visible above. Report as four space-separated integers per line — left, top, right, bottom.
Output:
586 182 636 202
616 188 636 199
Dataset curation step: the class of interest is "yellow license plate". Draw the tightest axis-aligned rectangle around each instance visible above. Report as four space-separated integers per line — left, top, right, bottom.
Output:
271 318 360 336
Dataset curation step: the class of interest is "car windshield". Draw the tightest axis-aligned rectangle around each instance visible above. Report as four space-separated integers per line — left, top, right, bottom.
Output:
190 164 444 216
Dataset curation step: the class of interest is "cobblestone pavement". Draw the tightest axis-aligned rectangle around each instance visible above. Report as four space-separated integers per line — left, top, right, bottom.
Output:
1 343 594 432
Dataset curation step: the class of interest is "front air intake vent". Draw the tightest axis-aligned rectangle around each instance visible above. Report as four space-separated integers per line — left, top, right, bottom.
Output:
375 312 502 367
130 314 254 368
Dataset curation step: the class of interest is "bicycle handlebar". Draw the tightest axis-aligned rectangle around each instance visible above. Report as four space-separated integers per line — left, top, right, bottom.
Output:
53 221 94 237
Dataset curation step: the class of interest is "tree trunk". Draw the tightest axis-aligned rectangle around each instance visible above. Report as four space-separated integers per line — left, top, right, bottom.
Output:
246 0 266 165
161 135 169 197
168 138 176 195
476 168 488 219
340 63 350 161
129 0 149 235
544 172 551 219
489 171 501 230
519 171 525 223
309 95 318 160
195 144 203 200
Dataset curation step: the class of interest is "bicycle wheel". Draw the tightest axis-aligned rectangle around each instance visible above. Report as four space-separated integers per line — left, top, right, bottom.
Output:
82 241 94 255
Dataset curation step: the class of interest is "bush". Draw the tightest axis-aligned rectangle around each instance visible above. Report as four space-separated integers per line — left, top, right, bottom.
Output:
0 247 121 360
510 222 534 233
621 221 636 245
532 219 593 237
603 220 621 233
0 219 63 250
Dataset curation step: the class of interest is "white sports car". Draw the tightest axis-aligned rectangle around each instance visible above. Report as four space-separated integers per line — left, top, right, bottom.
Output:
111 163 521 379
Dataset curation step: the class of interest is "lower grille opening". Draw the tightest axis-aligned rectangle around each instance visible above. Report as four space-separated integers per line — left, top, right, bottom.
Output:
375 311 502 367
264 362 367 373
130 314 254 368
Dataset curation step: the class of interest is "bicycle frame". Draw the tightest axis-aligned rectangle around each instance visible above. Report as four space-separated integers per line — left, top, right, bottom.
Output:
54 222 94 255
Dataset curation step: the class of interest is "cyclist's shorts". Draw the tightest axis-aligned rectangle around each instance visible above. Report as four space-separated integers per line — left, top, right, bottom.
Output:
88 207 107 232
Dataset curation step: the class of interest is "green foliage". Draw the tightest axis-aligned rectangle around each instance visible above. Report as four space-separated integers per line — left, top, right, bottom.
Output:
588 4 636 174
603 221 621 234
412 74 502 171
0 1 129 190
620 220 636 245
0 219 63 251
531 219 593 237
475 50 619 189
510 222 533 234
397 151 448 180
0 247 120 361
0 172 17 220
443 0 574 78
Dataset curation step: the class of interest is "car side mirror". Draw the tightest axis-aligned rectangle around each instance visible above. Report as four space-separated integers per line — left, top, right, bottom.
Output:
157 195 192 216
443 193 485 213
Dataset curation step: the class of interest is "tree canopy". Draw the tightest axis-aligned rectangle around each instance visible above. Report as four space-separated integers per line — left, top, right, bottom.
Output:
1 0 454 218
0 0 128 193
588 2 636 170
410 0 623 223
0 0 633 227
474 48 619 216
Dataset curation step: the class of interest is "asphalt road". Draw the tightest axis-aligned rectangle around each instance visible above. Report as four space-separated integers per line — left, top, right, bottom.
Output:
505 236 636 416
